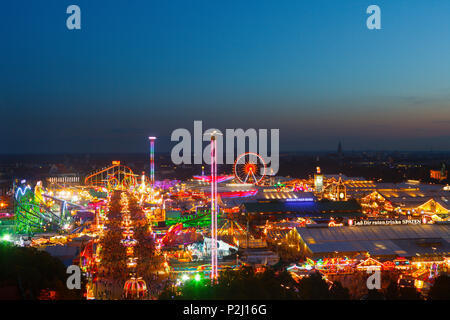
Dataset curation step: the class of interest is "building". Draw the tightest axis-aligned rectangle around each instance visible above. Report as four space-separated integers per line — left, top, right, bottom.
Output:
47 164 81 185
357 185 450 217
47 174 81 185
286 223 450 259
430 169 447 181
241 199 362 222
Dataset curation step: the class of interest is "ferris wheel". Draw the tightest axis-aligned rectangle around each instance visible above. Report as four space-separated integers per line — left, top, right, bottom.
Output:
233 152 266 185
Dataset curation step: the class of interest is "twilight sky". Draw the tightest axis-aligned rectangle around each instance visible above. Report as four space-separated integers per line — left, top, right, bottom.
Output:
1 0 450 153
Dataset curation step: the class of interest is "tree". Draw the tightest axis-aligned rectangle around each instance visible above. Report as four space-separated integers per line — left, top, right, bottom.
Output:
364 288 385 300
428 274 450 300
0 243 84 299
297 272 331 300
398 287 422 300
385 280 399 300
159 267 299 300
329 281 350 300
385 280 422 300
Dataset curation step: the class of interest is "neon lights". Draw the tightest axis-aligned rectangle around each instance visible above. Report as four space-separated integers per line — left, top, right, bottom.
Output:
193 175 234 184
285 198 314 202
149 137 156 187
234 152 267 185
215 190 258 198
15 186 31 200
210 134 218 282
85 163 135 186
202 189 257 198
244 163 257 175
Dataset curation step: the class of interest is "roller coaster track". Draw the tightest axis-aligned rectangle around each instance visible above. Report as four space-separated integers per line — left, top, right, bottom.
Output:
14 186 69 234
14 199 63 232
84 163 137 188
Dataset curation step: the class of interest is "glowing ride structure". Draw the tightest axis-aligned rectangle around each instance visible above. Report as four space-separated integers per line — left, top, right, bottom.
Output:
234 152 267 185
13 182 72 234
84 162 137 190
149 137 156 187
193 175 234 184
210 133 219 282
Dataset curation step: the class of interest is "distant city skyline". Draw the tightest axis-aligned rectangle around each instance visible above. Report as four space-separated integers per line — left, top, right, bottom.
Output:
1 1 450 153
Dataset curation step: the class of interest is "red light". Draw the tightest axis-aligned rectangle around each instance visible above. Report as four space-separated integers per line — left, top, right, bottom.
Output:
244 163 257 175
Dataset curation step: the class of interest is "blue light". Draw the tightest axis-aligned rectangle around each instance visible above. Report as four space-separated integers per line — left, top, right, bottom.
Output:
15 186 31 200
285 198 314 202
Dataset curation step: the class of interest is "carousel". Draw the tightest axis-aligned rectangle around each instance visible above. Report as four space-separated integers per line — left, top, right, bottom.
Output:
123 277 148 299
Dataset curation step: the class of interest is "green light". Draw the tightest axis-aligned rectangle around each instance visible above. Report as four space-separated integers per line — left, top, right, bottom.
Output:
194 274 201 282
181 274 189 281
2 234 11 242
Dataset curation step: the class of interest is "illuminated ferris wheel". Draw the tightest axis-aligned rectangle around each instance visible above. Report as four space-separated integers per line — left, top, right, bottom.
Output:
233 152 266 185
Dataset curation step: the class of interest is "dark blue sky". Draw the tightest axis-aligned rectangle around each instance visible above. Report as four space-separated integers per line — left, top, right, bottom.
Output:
1 1 450 153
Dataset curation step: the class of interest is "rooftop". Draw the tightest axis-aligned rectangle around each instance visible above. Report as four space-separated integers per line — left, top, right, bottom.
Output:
295 224 450 257
242 199 362 218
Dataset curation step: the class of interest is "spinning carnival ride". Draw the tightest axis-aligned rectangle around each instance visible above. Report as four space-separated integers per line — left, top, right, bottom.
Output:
234 152 266 185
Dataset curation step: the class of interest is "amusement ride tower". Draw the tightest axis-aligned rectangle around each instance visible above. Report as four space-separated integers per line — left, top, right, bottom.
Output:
210 132 219 282
148 136 156 187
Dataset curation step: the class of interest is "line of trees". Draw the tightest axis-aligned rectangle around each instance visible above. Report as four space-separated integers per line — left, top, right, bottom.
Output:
0 242 84 299
160 267 450 300
159 267 349 300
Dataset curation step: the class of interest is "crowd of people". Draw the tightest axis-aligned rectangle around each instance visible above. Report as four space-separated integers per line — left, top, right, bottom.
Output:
93 191 165 299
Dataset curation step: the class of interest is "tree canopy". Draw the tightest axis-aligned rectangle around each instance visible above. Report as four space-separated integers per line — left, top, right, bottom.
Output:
160 268 350 300
0 242 84 300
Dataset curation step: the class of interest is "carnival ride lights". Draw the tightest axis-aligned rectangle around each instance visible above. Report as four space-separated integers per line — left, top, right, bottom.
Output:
181 274 190 282
122 228 134 237
234 152 266 185
127 257 138 268
186 238 238 262
126 246 134 256
159 223 183 247
164 210 213 228
149 137 156 187
14 182 72 234
193 175 234 184
217 219 246 237
210 134 218 282
288 257 359 277
85 162 137 190
204 189 258 199
121 236 138 247
328 219 344 227
123 277 148 299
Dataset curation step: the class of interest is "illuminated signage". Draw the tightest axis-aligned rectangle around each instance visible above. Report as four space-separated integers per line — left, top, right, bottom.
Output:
285 198 314 202
349 219 422 226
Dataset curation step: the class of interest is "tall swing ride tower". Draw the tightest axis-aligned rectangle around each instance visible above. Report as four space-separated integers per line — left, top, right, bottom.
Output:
210 133 218 282
148 136 156 187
